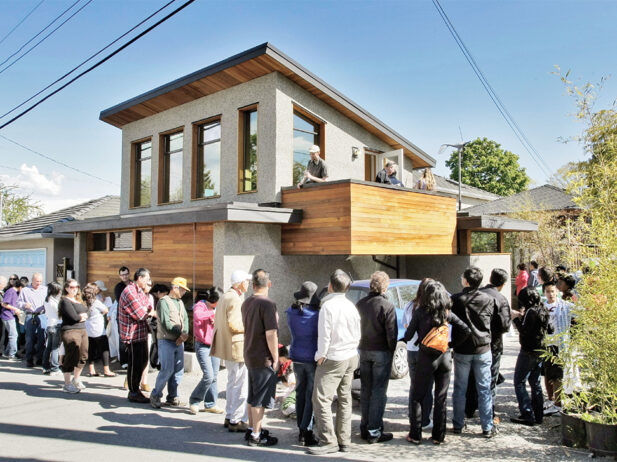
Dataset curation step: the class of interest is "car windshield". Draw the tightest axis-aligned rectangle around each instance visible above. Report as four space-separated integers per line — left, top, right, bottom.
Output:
346 287 368 305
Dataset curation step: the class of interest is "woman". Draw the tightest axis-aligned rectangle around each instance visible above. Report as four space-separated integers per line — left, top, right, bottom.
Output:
42 282 62 374
84 283 115 377
403 281 470 445
1 279 23 360
416 168 436 191
402 278 435 431
189 287 223 415
58 279 89 394
286 281 320 447
515 263 529 296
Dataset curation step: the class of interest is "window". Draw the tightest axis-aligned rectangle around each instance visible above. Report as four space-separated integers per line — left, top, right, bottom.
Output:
111 231 133 251
136 229 153 250
471 231 498 253
131 139 151 207
90 233 107 251
160 131 183 203
195 119 221 198
293 109 323 185
239 107 257 192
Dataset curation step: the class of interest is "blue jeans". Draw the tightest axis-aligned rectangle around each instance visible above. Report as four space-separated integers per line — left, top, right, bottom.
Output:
189 341 220 408
43 325 61 371
2 319 18 357
152 339 184 401
514 350 543 423
453 351 493 431
359 349 393 437
407 350 433 426
25 316 46 364
293 361 316 431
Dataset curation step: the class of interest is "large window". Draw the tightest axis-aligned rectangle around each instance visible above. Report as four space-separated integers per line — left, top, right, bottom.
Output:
131 139 151 207
293 109 323 185
195 119 221 198
239 107 257 192
160 131 183 203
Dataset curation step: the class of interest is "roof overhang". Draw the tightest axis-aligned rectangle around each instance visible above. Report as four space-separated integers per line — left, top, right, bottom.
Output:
457 214 538 232
99 43 435 168
53 202 302 233
0 232 73 243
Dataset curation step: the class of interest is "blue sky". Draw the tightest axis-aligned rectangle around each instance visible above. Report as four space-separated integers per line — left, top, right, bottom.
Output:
0 0 615 212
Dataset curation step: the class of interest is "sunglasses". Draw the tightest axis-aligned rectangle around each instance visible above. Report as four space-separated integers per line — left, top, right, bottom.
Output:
9 278 17 281
69 285 80 289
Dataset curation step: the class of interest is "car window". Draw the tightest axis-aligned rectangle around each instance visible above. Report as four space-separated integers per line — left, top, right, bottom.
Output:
346 287 368 305
386 287 400 309
398 283 419 308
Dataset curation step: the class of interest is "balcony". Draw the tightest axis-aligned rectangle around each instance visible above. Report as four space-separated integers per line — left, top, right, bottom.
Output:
281 179 457 255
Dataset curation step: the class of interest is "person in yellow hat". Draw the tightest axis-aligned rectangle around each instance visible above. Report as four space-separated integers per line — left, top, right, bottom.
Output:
150 277 190 409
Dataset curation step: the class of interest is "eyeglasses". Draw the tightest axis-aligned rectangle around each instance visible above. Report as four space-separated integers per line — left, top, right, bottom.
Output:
9 277 17 281
120 272 130 277
69 285 80 289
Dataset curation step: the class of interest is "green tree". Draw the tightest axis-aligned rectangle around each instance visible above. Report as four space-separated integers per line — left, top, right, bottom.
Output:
0 183 43 226
445 137 530 196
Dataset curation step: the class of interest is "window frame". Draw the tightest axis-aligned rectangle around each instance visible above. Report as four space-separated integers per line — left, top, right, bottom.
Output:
292 105 325 184
192 115 222 200
135 229 153 251
110 231 134 251
237 103 258 194
158 127 184 205
129 137 152 209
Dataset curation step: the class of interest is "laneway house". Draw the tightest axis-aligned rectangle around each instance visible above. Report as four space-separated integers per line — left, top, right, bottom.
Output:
54 43 534 340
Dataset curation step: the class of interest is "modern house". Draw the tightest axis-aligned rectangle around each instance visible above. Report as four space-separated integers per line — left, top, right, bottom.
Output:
53 43 534 340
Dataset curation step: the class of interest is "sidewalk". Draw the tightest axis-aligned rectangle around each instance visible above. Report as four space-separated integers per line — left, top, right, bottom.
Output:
0 336 586 461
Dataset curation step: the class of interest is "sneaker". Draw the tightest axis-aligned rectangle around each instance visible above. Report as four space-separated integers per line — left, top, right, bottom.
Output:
228 421 248 432
367 432 393 444
202 406 224 414
543 404 560 416
189 404 199 415
165 397 186 407
510 415 535 426
150 394 162 408
543 400 554 410
63 383 80 394
244 428 270 441
482 427 498 439
72 379 86 390
422 420 434 431
451 427 463 434
247 433 278 447
43 369 51 375
307 443 338 455
338 445 350 453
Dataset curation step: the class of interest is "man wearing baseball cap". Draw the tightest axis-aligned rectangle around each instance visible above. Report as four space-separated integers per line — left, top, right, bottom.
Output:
297 145 328 189
150 277 190 409
211 269 252 432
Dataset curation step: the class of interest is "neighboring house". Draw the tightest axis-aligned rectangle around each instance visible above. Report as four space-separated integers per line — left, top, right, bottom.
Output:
427 173 502 209
0 196 119 282
53 43 535 338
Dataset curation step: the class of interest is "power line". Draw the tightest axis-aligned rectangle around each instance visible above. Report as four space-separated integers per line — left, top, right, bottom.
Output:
0 134 118 185
0 0 197 130
0 0 46 47
0 0 93 76
0 0 178 121
431 0 553 178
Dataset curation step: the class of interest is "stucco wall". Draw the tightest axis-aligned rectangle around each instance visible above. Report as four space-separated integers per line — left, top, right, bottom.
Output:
0 237 72 283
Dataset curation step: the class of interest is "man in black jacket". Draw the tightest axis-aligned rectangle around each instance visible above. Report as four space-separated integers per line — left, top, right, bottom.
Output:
450 267 496 438
356 271 398 444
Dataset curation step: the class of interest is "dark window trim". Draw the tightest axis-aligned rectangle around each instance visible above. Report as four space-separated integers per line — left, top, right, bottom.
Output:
192 115 222 200
238 104 258 193
130 137 152 209
158 129 184 204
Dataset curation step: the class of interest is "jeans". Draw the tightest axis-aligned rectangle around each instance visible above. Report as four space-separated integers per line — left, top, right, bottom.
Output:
465 349 502 418
453 350 494 431
407 350 433 426
43 325 61 371
189 341 220 408
514 350 543 423
359 349 393 437
152 339 185 400
2 319 18 357
25 316 46 364
225 360 248 424
294 361 316 431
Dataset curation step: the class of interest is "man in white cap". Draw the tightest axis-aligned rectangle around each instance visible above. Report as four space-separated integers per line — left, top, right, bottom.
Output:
297 145 328 189
211 269 252 432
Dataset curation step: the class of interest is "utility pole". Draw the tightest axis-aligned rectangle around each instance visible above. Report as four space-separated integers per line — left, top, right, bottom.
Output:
439 142 469 211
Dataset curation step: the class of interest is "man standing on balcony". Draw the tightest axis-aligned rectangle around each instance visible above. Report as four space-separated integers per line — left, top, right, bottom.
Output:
297 145 328 189
375 161 396 185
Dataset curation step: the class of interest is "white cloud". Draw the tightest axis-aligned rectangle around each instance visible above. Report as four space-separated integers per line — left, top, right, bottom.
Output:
1 164 64 196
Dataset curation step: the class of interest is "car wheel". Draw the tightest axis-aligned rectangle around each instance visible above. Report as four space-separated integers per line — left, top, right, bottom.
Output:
390 341 409 379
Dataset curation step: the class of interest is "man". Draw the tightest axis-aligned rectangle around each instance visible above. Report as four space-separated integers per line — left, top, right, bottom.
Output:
241 269 279 447
211 269 252 432
450 267 496 438
115 266 131 368
375 161 396 184
297 145 328 189
119 267 152 403
309 269 361 455
150 277 190 409
17 272 47 367
527 261 539 288
356 271 397 444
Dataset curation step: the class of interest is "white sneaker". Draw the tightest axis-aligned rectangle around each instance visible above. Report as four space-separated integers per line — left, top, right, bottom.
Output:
189 404 199 415
72 378 86 390
63 383 81 394
422 420 434 431
543 400 554 410
543 404 560 416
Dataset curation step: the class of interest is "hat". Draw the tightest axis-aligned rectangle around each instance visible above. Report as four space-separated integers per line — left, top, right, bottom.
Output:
230 270 252 285
171 277 190 291
294 281 319 305
308 145 320 154
94 280 107 291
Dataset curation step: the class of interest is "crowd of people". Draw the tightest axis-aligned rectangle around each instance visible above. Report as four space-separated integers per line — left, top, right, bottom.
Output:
0 260 577 453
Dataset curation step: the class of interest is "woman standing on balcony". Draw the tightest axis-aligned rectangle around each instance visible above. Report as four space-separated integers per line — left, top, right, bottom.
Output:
416 168 436 191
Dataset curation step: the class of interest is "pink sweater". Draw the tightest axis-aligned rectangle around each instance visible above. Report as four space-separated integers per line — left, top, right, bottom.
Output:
515 271 529 295
193 301 216 346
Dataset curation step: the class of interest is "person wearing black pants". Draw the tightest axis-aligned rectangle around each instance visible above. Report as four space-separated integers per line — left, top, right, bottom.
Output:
403 281 471 444
128 340 149 394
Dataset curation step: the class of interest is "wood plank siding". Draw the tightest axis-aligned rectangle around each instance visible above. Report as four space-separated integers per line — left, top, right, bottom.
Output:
281 181 457 255
87 223 213 296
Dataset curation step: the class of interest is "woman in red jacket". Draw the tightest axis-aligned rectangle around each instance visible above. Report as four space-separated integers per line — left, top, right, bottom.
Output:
515 263 529 296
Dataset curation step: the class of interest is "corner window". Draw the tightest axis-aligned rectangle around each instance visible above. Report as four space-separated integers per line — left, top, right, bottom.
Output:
195 119 221 198
132 140 151 207
111 231 133 251
90 233 107 251
239 107 257 192
160 131 183 203
293 109 323 185
136 229 153 250
471 231 498 253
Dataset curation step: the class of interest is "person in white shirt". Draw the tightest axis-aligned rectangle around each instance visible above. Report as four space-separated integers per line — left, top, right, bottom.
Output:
309 269 360 456
42 282 62 375
83 283 115 377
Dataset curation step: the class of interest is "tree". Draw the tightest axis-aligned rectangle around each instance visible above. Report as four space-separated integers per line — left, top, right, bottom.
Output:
0 183 43 226
547 161 581 189
445 137 530 196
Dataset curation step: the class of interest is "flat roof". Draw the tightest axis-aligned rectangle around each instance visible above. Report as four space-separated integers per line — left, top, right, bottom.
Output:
100 43 435 168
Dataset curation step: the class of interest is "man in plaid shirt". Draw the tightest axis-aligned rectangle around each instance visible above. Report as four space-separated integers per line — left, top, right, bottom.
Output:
119 267 152 403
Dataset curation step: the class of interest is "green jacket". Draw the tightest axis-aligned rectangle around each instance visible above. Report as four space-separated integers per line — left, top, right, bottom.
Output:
156 295 189 341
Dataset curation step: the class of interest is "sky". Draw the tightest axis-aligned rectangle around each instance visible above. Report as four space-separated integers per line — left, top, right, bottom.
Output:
0 0 616 213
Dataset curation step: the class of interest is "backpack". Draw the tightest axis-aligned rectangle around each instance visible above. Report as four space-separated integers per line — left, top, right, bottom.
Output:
420 323 450 358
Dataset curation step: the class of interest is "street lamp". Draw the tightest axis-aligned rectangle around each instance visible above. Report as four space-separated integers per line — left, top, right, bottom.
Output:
439 142 469 211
